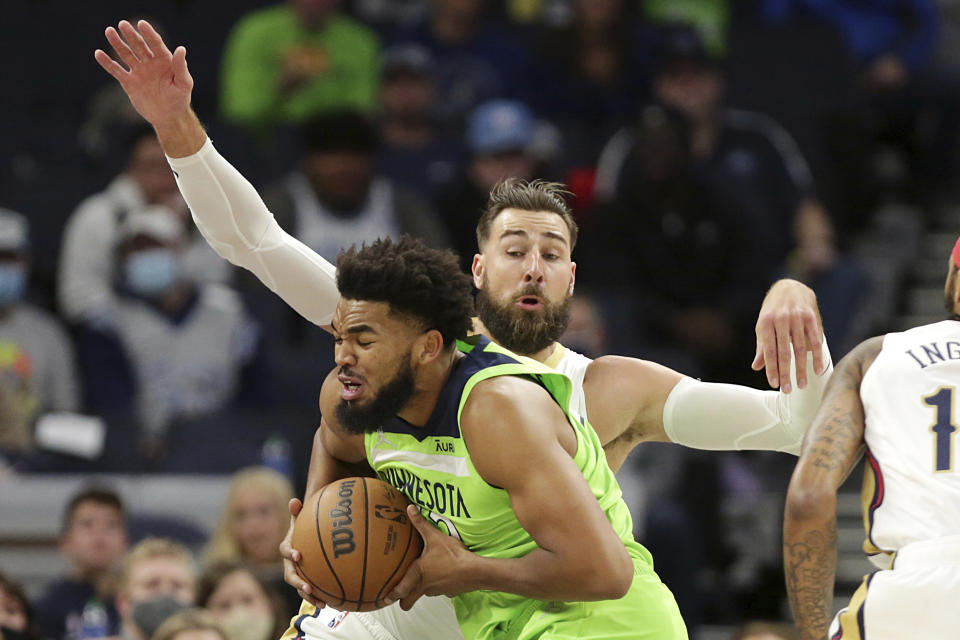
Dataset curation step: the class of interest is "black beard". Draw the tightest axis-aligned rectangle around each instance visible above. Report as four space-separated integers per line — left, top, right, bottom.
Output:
476 284 572 355
335 360 416 434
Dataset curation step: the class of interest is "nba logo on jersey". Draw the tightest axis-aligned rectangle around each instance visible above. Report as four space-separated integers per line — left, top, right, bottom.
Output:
327 611 349 629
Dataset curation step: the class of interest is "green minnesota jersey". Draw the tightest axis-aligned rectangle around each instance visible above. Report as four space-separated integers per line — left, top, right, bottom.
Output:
363 335 670 639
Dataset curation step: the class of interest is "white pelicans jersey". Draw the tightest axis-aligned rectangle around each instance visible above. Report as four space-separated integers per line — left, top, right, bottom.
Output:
859 320 960 567
544 343 593 422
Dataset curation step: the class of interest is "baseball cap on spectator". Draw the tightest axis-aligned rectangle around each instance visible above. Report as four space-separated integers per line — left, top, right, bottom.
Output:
654 24 715 74
119 206 184 245
381 44 436 79
0 209 29 254
467 100 535 156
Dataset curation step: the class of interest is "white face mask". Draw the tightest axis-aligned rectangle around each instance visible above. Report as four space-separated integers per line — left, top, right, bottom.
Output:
218 609 273 640
124 248 179 296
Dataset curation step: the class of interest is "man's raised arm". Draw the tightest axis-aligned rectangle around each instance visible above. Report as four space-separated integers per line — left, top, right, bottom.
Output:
95 20 339 327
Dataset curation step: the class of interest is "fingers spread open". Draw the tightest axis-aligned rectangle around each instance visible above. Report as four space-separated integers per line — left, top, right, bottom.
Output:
105 26 139 69
118 20 153 60
94 49 128 81
138 20 171 58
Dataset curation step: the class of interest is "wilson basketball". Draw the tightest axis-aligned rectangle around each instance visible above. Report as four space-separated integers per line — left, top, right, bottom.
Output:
292 477 423 612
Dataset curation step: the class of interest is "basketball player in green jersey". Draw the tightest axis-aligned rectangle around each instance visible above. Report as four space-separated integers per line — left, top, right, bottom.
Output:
95 20 829 640
306 235 687 639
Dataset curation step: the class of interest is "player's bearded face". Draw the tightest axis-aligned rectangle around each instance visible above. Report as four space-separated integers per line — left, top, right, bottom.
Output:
335 356 416 434
476 275 571 355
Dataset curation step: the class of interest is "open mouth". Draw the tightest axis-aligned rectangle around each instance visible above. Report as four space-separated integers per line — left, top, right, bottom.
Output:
338 375 365 401
515 295 544 311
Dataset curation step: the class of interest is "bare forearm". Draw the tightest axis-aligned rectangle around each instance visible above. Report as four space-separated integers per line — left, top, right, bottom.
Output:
784 497 838 640
304 426 373 499
468 547 631 601
151 108 206 158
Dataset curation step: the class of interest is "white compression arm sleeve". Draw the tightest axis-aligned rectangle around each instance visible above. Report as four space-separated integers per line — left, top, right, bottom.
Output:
166 138 338 326
662 338 834 455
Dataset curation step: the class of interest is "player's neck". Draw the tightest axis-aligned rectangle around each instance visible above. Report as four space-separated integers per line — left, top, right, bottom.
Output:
473 317 558 363
527 342 559 364
396 348 464 427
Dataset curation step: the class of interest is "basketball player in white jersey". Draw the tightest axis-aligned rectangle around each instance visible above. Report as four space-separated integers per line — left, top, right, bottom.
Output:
94 21 833 640
783 239 960 640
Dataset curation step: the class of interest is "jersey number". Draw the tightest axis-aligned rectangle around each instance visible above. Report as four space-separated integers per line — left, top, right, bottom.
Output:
429 512 462 540
923 387 957 472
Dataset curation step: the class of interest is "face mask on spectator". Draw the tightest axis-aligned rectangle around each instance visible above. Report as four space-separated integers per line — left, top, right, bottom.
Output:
124 249 178 296
130 596 187 639
219 609 273 640
0 265 26 305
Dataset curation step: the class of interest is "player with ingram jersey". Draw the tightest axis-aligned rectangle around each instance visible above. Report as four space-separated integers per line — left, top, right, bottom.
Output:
95 21 833 640
783 238 960 640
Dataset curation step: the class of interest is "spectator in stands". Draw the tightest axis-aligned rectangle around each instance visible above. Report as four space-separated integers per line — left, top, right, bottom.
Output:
376 44 461 201
196 562 287 640
595 24 867 349
0 209 79 462
261 109 449 263
151 609 227 640
58 125 184 326
729 621 799 640
390 0 534 127
351 0 429 35
531 0 652 166
435 99 541 273
583 104 769 380
759 0 955 203
115 539 196 640
34 487 128 640
202 468 297 617
76 208 268 469
219 0 380 134
642 0 730 57
0 572 40 640
758 0 938 80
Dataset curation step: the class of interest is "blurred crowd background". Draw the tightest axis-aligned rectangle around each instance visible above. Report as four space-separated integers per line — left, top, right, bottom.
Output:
3 0 960 638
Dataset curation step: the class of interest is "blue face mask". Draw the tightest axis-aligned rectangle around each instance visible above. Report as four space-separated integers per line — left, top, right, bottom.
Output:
0 264 26 305
124 248 178 296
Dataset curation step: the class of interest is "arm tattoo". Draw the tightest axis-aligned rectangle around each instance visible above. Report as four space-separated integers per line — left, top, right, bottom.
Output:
785 518 838 640
785 337 882 639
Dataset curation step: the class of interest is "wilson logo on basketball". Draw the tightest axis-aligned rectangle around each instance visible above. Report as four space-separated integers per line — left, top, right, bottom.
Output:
373 504 408 523
329 479 356 558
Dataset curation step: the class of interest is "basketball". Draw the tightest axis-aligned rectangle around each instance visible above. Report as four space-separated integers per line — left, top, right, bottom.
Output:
292 477 423 611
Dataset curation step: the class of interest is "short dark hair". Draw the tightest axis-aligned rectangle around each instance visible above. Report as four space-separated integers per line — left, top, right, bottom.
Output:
63 486 126 533
300 110 379 155
475 179 578 251
124 122 159 157
336 236 473 348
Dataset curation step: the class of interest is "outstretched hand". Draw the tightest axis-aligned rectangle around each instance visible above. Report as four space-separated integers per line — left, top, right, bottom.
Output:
94 20 193 128
752 279 825 392
386 505 475 611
